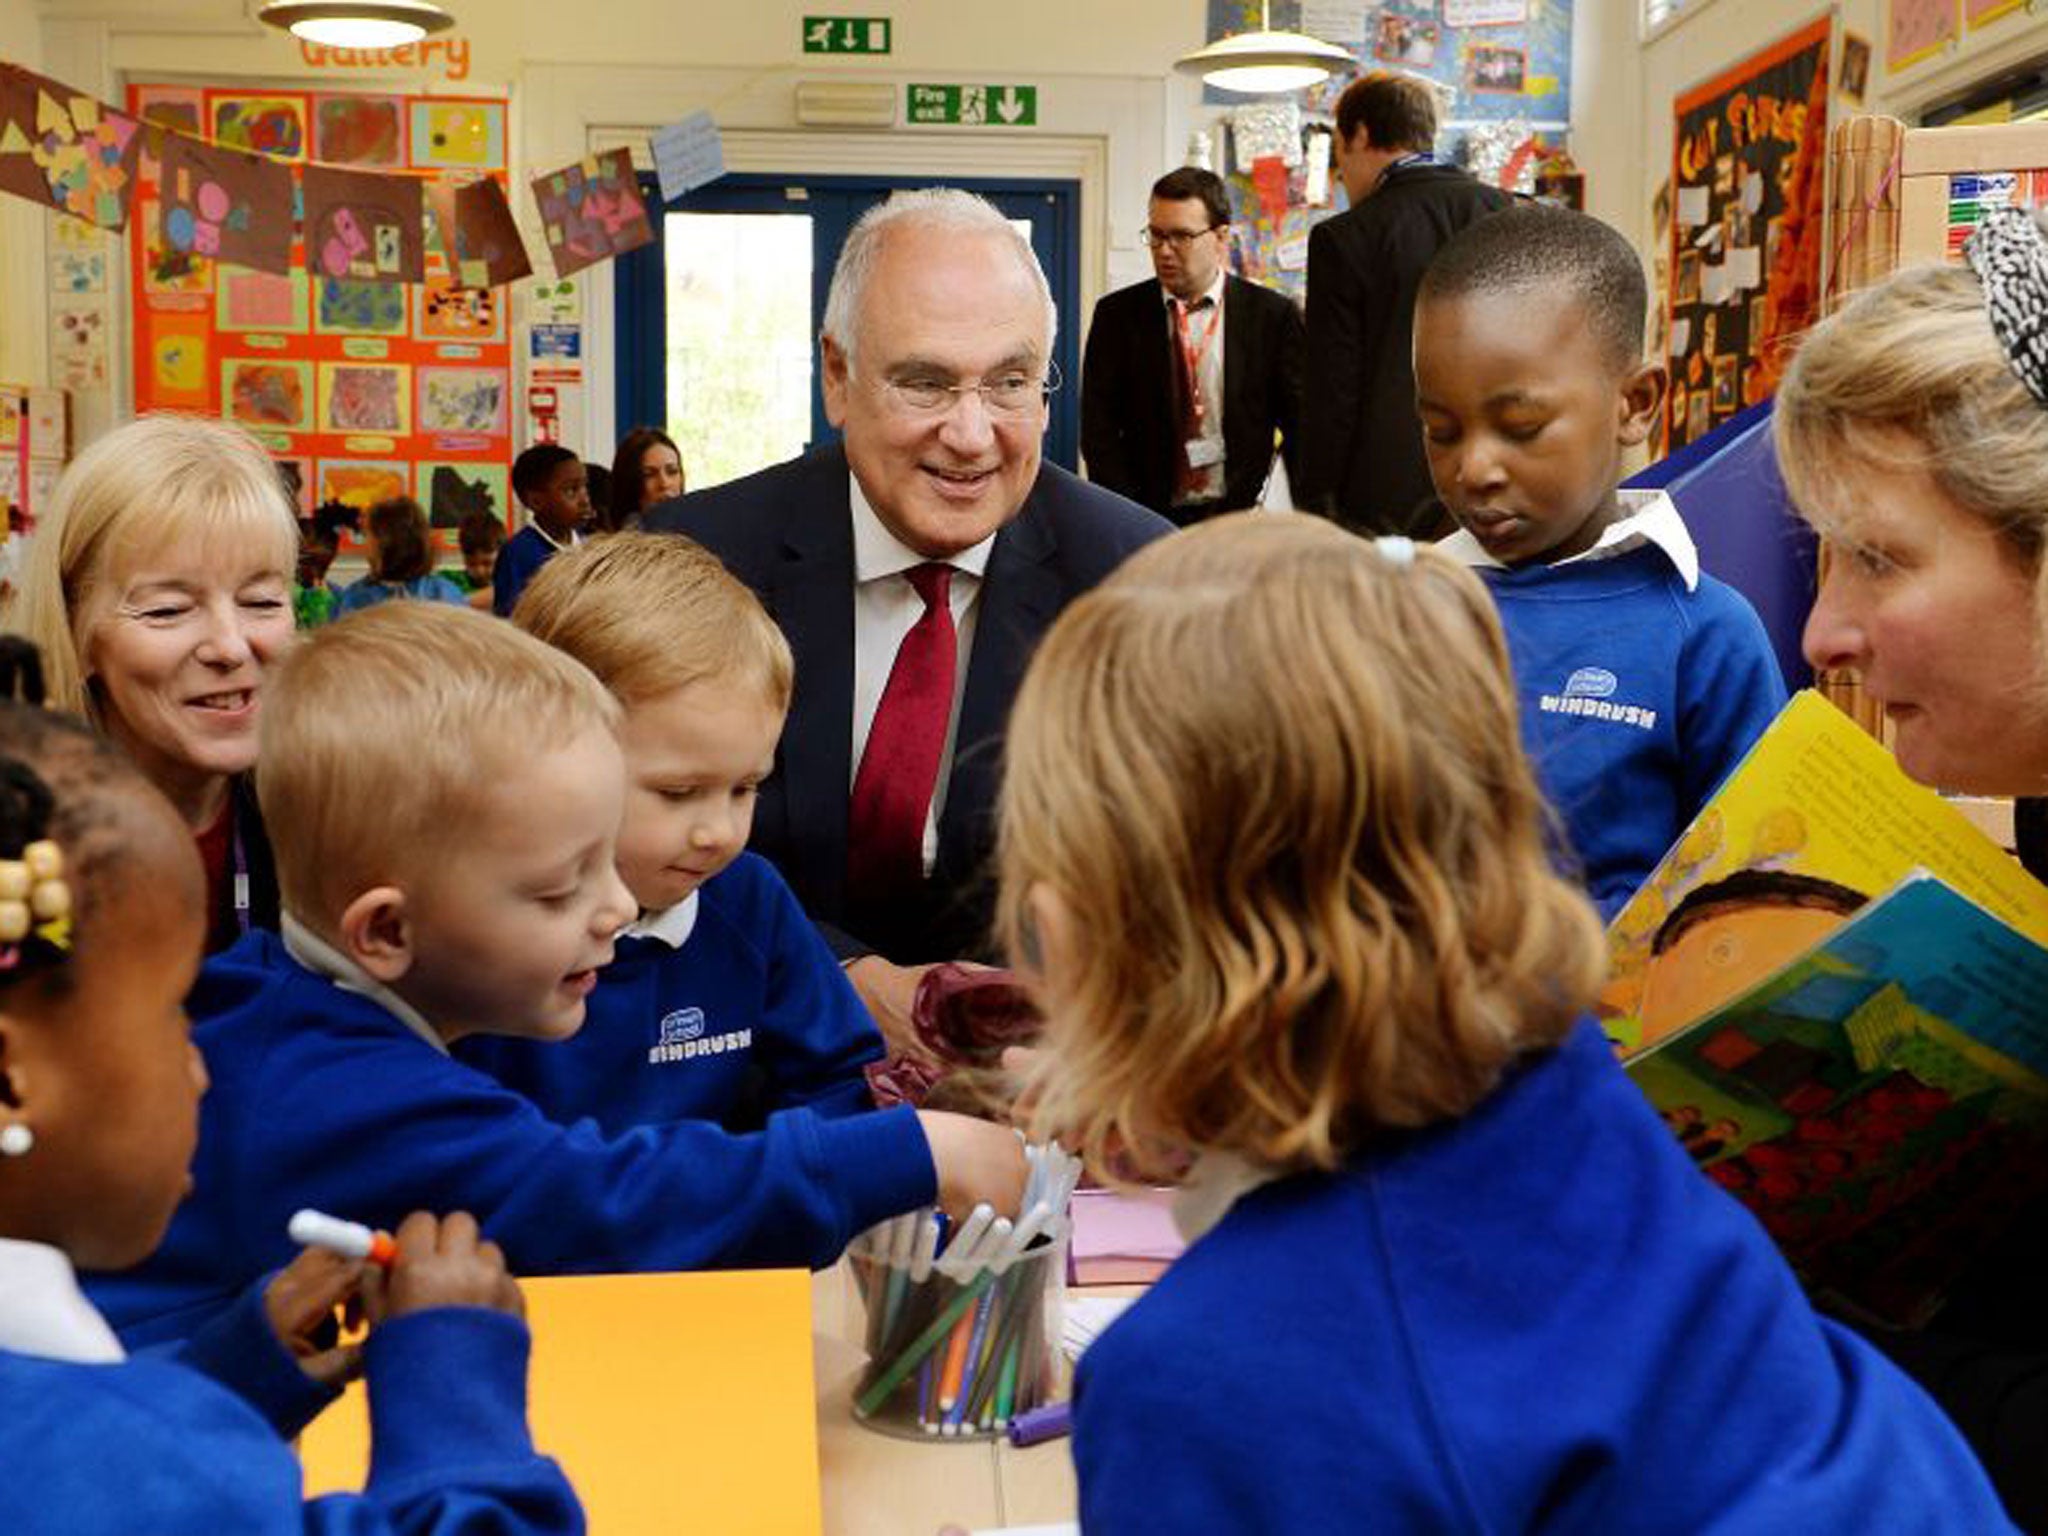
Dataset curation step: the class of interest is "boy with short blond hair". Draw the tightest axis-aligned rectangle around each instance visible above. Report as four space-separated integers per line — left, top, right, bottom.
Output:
458 534 882 1131
86 601 1026 1348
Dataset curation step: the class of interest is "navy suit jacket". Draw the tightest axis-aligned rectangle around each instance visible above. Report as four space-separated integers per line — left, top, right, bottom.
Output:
645 445 1170 964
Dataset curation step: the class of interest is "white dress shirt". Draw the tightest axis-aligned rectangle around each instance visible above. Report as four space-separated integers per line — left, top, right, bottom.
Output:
1436 488 1702 591
0 1237 125 1363
1164 270 1227 504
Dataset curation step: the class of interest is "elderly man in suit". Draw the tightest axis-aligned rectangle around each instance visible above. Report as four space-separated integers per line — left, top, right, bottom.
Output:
647 189 1170 1041
1079 167 1304 523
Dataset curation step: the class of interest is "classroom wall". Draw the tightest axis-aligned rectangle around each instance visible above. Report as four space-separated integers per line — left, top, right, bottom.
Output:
0 7 46 388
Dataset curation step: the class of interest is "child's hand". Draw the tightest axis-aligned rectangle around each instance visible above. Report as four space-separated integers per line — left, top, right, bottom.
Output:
916 1110 1028 1222
362 1211 526 1324
263 1246 366 1389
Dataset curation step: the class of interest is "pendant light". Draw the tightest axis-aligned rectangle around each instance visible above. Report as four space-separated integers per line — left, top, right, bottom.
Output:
258 0 455 49
1173 1 1354 95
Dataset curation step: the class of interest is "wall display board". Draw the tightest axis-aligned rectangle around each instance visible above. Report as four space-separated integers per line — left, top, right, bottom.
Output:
126 85 513 539
1660 16 1829 456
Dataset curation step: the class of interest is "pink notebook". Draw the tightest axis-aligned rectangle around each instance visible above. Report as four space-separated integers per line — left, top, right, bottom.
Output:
1067 1186 1185 1285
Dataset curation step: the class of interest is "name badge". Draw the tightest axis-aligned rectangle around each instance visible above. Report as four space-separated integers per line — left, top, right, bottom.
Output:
1184 439 1224 468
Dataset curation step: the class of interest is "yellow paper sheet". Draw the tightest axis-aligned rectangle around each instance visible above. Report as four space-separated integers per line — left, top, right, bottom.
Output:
300 1269 822 1535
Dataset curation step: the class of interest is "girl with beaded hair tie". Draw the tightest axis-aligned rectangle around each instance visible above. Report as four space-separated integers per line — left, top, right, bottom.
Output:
1778 203 2048 1528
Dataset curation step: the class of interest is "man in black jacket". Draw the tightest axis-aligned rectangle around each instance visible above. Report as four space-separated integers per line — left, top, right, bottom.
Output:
1080 167 1303 523
1298 73 1512 536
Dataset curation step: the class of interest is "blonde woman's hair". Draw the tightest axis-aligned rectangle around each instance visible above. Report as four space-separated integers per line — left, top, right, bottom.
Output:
512 532 793 710
998 513 1605 1179
258 601 618 931
11 414 299 716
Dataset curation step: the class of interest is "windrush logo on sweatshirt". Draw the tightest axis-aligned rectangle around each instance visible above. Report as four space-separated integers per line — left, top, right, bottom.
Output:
1540 667 1657 731
648 1006 752 1066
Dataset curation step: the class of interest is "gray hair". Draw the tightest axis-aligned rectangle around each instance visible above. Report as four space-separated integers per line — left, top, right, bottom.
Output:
820 188 1058 369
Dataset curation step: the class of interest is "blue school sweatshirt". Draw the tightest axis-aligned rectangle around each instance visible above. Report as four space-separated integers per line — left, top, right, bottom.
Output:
84 929 935 1349
492 525 562 617
1074 1022 2017 1534
1479 541 1785 918
0 1309 580 1534
457 853 881 1135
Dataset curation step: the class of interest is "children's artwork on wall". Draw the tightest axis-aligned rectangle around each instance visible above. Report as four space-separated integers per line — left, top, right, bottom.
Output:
318 362 410 435
158 132 295 275
419 460 507 526
144 309 211 409
138 195 212 295
52 296 108 391
302 165 426 284
1887 0 1959 69
51 248 106 293
313 94 405 168
131 84 202 182
0 64 144 230
217 267 308 333
1373 13 1439 66
411 100 504 169
530 148 654 278
224 357 312 432
318 457 408 511
210 94 306 160
1465 43 1528 94
426 177 532 288
315 276 408 335
1444 0 1528 22
416 277 505 343
418 367 507 436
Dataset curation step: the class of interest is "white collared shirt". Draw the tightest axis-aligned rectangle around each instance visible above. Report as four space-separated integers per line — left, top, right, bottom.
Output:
1171 1150 1281 1246
1163 270 1227 503
527 520 580 554
622 891 700 950
849 476 996 874
1435 488 1702 591
0 1238 125 1363
282 911 451 1055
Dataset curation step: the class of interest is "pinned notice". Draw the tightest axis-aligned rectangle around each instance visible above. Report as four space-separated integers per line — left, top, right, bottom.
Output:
652 111 725 203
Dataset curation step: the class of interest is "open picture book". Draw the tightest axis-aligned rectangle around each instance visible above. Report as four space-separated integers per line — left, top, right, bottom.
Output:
1601 691 2048 1328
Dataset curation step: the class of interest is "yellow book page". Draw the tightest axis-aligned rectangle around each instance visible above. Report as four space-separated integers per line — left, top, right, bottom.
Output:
300 1269 822 1535
1603 691 2048 1054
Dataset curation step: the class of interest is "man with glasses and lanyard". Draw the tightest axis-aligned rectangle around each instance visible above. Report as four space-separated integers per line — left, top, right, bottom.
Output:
1079 167 1305 524
648 188 1169 1048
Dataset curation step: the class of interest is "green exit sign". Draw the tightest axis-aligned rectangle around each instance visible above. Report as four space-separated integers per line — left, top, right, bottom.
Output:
906 83 1038 126
803 16 891 53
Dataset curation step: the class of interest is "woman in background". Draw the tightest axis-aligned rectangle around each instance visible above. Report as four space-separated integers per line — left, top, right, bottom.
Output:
607 426 685 532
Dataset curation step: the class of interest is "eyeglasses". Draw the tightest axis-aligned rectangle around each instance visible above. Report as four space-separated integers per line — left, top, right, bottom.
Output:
1139 225 1221 251
873 359 1063 418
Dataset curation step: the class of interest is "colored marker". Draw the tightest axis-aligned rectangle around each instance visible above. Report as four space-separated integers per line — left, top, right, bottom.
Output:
288 1208 397 1266
854 1268 996 1418
1006 1399 1073 1448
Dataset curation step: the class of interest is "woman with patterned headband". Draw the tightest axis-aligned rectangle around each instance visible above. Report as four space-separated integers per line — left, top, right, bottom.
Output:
1777 204 2048 1528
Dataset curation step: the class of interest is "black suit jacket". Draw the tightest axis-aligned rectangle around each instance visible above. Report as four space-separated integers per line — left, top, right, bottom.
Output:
644 445 1170 964
1297 164 1513 536
1079 273 1304 521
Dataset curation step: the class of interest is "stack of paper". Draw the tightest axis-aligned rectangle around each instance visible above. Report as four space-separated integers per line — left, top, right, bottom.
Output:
1067 1187 1183 1286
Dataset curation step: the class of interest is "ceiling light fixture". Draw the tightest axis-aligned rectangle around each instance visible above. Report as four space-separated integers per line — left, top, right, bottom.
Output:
258 0 454 49
1173 2 1354 95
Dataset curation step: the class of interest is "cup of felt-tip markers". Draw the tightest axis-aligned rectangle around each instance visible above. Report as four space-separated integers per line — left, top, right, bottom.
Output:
848 1141 1081 1441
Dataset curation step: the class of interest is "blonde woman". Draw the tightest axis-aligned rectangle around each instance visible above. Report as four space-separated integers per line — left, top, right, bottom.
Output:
11 413 296 950
1778 204 2048 1528
998 514 2007 1532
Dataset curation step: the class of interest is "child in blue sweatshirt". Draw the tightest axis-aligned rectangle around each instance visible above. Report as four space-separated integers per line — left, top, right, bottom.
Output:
0 698 581 1534
494 445 588 617
86 603 1025 1350
1414 203 1786 918
458 534 879 1133
997 517 2012 1534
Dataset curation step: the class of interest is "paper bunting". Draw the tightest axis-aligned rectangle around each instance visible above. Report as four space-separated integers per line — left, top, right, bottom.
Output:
0 64 142 230
426 176 531 288
302 163 426 284
158 132 295 275
530 147 653 278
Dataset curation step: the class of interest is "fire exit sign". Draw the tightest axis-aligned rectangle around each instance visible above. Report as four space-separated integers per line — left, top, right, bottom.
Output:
906 84 1038 126
803 16 892 53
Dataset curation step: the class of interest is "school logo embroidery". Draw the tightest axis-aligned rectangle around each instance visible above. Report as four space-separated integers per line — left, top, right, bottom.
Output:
648 1006 753 1066
1539 668 1657 732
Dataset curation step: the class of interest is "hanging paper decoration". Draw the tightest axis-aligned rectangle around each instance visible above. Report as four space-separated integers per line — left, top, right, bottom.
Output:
529 147 653 278
1228 100 1302 173
426 176 532 288
157 132 294 275
0 64 142 230
301 163 427 284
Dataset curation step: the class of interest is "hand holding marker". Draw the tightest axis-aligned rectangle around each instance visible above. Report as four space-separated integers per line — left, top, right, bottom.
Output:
853 1141 1083 1435
289 1208 398 1266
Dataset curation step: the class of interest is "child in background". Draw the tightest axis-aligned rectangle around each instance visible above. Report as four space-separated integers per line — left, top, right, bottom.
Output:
1003 516 2012 1533
450 509 507 612
0 698 579 1534
337 497 467 615
459 534 881 1134
294 514 340 630
496 446 589 616
1413 204 1785 917
581 464 612 532
85 602 1025 1350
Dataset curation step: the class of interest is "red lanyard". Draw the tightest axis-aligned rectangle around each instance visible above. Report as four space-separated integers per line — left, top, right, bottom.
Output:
1173 297 1220 426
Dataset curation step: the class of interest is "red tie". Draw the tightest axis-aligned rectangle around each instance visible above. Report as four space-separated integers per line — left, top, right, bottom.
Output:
848 562 957 902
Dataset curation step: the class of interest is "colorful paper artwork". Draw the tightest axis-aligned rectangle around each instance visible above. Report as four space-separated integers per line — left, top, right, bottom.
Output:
313 94 405 168
158 133 295 275
418 367 507 435
224 358 312 432
0 65 144 230
302 165 426 284
410 101 504 169
138 195 212 296
418 460 507 527
426 178 532 288
416 278 504 342
316 276 408 335
130 84 202 183
211 95 306 160
530 148 654 278
218 267 308 333
52 295 109 391
145 309 211 409
52 249 107 293
318 458 408 511
318 362 410 435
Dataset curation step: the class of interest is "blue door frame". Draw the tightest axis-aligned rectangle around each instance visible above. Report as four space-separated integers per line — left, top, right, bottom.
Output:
613 171 1082 472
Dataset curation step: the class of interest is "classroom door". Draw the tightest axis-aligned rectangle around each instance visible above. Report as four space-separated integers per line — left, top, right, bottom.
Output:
613 172 1080 491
